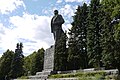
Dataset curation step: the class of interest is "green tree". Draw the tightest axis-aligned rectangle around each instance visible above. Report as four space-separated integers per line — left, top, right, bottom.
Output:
87 0 102 68
101 0 120 72
37 48 44 72
0 50 14 80
31 48 44 75
67 4 88 70
30 51 37 75
80 3 88 68
67 27 80 70
114 23 120 72
54 32 67 71
100 3 114 69
24 57 31 76
24 51 36 75
9 43 24 79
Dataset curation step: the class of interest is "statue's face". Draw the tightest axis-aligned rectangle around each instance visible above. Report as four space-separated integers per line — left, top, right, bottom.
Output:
54 10 58 15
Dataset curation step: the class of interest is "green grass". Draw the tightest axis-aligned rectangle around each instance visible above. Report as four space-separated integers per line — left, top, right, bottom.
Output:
17 76 29 79
49 71 105 78
17 71 119 80
49 71 118 80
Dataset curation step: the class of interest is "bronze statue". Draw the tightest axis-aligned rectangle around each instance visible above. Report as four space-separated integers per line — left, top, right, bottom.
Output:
51 10 65 42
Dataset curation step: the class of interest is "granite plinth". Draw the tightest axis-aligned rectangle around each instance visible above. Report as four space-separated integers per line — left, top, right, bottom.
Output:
29 46 55 79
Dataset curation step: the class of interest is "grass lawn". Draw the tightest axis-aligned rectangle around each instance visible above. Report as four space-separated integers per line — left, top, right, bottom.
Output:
49 71 119 80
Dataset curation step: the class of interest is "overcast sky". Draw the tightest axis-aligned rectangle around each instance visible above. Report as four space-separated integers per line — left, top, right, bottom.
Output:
0 0 90 57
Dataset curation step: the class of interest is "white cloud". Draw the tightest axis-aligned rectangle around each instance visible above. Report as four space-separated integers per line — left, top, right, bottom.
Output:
0 13 54 56
65 0 90 3
65 0 82 2
0 23 18 52
57 0 63 3
9 13 54 55
0 12 72 56
0 0 25 14
0 0 80 56
60 4 75 18
63 24 72 32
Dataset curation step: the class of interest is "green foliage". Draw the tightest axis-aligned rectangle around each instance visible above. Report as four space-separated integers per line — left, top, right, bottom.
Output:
26 48 44 75
67 6 81 70
0 50 14 80
100 4 115 69
35 48 44 72
100 0 120 71
49 71 106 79
66 0 120 73
9 43 24 79
49 71 119 80
67 3 88 70
24 51 36 75
27 51 37 75
54 32 67 71
87 0 102 68
31 48 44 75
17 76 29 79
114 24 120 71
101 0 120 18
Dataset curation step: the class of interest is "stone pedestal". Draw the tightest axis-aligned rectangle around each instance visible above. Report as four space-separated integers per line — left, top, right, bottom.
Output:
29 45 55 79
44 45 54 71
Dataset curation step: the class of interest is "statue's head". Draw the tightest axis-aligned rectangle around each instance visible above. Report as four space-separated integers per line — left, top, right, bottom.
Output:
54 10 58 15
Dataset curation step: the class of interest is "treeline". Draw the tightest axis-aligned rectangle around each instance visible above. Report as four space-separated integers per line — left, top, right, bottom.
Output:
0 43 44 79
54 0 120 72
24 48 44 75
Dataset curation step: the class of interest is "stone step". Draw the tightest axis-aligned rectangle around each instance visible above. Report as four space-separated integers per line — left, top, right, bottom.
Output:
48 78 78 80
35 75 48 79
14 77 78 80
36 71 51 75
29 75 48 79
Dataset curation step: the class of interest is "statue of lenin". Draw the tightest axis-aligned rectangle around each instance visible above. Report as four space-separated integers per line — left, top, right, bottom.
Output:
51 10 65 42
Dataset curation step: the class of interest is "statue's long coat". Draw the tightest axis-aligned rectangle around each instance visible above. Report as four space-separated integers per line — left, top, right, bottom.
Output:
51 15 65 40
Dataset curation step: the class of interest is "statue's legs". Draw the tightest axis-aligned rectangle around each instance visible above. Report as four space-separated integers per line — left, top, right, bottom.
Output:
55 29 64 42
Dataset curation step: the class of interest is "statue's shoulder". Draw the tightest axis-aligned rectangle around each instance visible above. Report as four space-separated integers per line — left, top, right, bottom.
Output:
58 14 63 18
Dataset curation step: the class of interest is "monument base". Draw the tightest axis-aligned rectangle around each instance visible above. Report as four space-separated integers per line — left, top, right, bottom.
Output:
29 70 55 79
29 45 55 79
